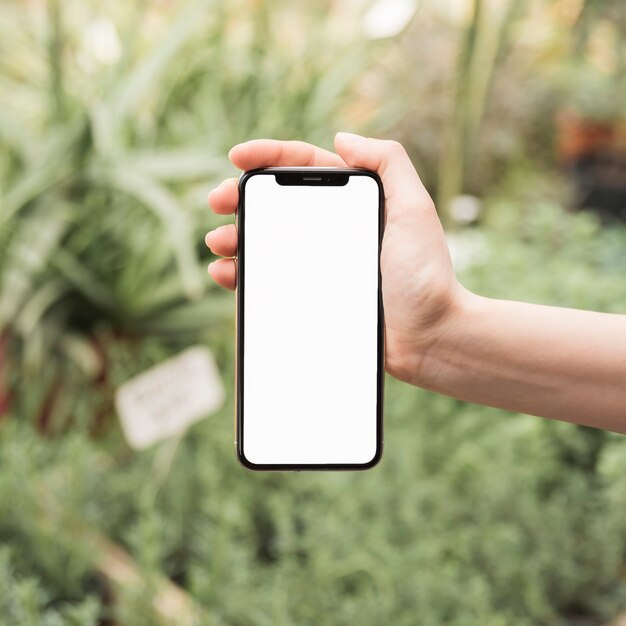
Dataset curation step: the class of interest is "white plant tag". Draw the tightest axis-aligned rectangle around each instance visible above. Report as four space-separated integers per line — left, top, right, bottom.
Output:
115 346 225 450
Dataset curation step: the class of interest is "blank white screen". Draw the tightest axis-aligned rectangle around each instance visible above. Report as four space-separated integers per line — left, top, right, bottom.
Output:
242 173 380 466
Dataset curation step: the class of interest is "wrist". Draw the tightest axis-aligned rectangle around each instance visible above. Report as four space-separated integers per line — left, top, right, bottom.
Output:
404 284 483 390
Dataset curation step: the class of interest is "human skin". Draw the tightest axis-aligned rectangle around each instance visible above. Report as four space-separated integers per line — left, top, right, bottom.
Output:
205 132 626 433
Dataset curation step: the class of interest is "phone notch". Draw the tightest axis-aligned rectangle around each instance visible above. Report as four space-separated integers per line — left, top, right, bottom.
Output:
275 172 349 186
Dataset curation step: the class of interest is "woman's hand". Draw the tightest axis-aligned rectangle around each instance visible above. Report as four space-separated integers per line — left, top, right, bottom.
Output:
206 133 626 429
205 132 464 386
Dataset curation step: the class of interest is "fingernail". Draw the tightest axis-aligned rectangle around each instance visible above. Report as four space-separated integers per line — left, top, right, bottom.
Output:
208 261 216 271
336 131 364 143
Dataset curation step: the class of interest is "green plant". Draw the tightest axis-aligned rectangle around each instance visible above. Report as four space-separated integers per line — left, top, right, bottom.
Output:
436 0 525 220
0 546 99 626
366 0 552 217
0 0 366 431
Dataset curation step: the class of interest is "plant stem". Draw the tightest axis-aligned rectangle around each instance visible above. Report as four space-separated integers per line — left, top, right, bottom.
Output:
48 0 66 121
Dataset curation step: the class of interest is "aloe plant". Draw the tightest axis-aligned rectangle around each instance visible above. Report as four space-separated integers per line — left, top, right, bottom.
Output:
0 0 366 430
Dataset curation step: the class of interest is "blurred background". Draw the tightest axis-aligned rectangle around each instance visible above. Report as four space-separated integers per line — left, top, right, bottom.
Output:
1 0 626 624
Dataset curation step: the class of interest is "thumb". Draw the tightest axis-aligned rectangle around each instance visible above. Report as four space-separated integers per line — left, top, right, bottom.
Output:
334 132 433 217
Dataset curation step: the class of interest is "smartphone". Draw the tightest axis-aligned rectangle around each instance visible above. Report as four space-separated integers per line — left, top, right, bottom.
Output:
236 167 384 470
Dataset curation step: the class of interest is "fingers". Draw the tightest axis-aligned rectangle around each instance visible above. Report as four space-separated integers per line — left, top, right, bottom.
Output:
209 135 429 293
205 225 237 289
208 177 238 215
205 224 237 257
333 132 433 221
229 139 346 170
208 258 236 291
210 140 347 217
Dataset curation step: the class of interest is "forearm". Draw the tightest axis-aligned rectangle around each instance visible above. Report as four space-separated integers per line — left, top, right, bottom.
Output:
418 290 626 432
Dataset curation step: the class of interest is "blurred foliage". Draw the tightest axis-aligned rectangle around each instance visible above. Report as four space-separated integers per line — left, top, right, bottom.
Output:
0 545 99 626
467 168 626 312
1 181 626 624
0 0 626 625
373 0 626 206
0 0 364 432
552 0 626 121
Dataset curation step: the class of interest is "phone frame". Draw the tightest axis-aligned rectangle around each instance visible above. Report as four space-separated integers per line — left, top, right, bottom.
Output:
235 167 385 471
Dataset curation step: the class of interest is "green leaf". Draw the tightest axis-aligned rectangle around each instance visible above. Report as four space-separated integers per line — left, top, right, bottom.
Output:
0 202 73 327
15 279 71 339
52 249 117 312
121 148 230 181
91 164 203 299
138 294 233 335
1 120 85 223
108 0 213 125
0 108 33 161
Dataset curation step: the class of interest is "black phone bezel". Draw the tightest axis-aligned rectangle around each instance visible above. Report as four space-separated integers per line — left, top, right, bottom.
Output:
235 167 385 471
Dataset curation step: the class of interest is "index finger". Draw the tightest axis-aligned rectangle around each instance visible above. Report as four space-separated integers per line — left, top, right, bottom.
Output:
228 139 346 170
